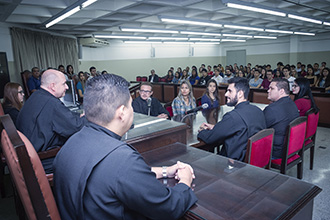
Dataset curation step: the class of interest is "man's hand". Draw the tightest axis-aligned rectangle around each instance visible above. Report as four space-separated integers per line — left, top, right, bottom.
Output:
157 113 168 119
198 123 214 132
167 161 195 187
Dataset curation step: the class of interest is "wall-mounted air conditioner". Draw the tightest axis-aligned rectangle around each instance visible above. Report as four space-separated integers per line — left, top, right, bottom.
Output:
79 38 110 48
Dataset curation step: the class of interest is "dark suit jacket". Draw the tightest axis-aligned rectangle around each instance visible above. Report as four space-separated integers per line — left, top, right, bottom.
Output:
198 101 266 161
54 122 197 220
263 96 299 158
132 96 170 118
148 74 159 82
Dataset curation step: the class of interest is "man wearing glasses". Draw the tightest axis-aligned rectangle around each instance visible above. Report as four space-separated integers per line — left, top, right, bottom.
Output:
132 82 170 119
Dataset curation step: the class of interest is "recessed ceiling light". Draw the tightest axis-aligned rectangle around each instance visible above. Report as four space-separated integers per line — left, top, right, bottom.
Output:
161 18 222 28
223 34 253 38
224 25 264 32
120 27 179 34
265 29 293 34
288 14 322 24
180 31 221 36
227 3 286 17
294 32 315 36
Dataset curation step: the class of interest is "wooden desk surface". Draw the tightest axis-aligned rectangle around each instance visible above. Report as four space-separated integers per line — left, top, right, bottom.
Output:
141 143 322 220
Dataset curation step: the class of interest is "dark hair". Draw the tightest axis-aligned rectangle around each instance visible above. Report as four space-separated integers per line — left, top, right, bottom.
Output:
2 82 23 110
272 78 290 95
66 65 74 74
84 74 130 125
204 79 220 103
294 78 319 113
89 66 96 72
31 67 39 72
228 77 250 99
140 82 153 90
58 65 64 70
318 67 330 87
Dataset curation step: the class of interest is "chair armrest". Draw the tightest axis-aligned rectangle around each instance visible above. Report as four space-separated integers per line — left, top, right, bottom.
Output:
37 147 61 160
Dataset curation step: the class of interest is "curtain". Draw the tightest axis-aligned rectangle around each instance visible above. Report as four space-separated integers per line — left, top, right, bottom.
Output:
10 27 79 74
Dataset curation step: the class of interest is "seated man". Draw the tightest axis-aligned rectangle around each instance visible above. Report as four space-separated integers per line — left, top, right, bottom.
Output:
132 82 170 119
54 74 197 219
16 69 86 173
263 78 299 159
198 77 266 161
148 69 159 82
27 67 41 93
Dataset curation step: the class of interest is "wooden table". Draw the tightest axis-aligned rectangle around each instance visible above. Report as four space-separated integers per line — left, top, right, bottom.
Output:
141 143 322 220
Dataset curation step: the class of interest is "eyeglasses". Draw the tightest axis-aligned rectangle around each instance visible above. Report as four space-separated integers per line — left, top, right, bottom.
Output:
140 90 152 94
18 90 24 94
292 84 298 88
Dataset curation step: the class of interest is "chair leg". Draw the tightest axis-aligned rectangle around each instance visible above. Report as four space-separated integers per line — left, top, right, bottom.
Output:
310 146 315 170
0 162 6 198
297 162 303 179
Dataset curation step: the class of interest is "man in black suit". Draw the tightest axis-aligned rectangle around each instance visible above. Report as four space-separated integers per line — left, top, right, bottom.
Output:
148 69 159 82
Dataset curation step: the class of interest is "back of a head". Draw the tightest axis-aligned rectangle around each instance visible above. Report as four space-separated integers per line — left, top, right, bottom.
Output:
228 77 249 99
41 69 62 87
84 74 130 126
272 78 290 95
295 77 311 99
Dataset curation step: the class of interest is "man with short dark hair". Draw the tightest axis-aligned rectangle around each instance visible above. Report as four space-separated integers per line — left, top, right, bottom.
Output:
282 66 295 90
54 74 197 219
27 67 41 93
198 68 211 85
17 69 86 173
148 69 159 82
132 82 170 119
261 69 274 89
88 66 97 79
263 78 299 159
198 77 266 161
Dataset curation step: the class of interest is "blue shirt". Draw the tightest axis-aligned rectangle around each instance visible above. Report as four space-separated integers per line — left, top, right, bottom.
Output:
201 94 219 109
27 76 41 92
189 76 200 85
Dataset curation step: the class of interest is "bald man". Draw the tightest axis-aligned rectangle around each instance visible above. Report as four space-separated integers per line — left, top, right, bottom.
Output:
17 69 86 173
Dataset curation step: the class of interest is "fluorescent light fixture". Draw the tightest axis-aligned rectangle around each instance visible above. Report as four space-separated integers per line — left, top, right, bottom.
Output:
46 6 80 28
288 14 322 24
323 22 330 26
163 42 193 44
253 36 277 39
224 25 263 32
94 35 146 39
194 42 220 45
265 29 293 34
121 27 179 34
81 0 98 8
180 31 221 36
227 3 286 17
294 32 315 36
148 37 188 40
161 18 222 28
124 41 162 44
221 39 246 42
189 38 220 41
222 34 252 38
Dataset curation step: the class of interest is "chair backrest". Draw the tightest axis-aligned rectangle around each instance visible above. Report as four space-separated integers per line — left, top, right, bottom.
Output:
141 76 148 81
245 128 274 168
136 76 142 81
21 70 32 99
286 117 307 157
0 104 4 116
0 115 60 220
305 108 319 140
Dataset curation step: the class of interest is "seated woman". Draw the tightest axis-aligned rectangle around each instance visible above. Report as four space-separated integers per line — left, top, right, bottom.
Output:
164 69 174 83
171 71 180 84
292 78 319 116
305 66 317 87
249 69 263 88
179 69 189 84
201 79 220 109
171 80 196 116
189 69 199 85
315 67 330 93
76 71 86 102
2 82 24 125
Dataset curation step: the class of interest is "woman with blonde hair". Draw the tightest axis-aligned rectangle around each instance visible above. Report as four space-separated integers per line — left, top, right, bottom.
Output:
171 80 196 116
2 82 24 124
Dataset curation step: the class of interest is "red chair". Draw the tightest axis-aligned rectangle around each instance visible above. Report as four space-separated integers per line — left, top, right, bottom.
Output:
136 76 142 81
0 115 61 220
271 117 307 179
166 106 173 117
304 108 319 170
0 104 4 116
244 128 274 169
0 104 5 198
141 76 148 81
20 70 32 99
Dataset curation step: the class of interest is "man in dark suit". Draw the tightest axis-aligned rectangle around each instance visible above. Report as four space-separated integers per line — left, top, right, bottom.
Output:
148 69 159 82
54 74 197 220
263 78 299 159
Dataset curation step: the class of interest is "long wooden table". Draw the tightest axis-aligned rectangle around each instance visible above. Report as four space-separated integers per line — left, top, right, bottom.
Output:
141 143 322 220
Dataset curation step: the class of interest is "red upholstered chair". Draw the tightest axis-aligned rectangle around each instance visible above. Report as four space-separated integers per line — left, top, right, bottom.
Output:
304 108 319 170
164 101 173 117
0 115 61 220
141 76 148 81
271 117 307 179
244 128 274 169
136 76 142 81
0 104 4 116
20 70 32 99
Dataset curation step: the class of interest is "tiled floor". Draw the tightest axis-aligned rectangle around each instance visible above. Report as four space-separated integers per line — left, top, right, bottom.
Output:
0 126 329 220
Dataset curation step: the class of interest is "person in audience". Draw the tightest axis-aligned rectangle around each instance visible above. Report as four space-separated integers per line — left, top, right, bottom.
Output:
132 82 170 119
300 64 307 77
179 69 189 84
296 62 302 74
2 82 24 125
201 79 219 109
172 71 180 84
263 78 299 159
260 68 266 79
249 69 263 88
305 66 317 87
58 65 66 74
27 67 41 93
273 62 283 74
237 70 245 78
261 69 274 89
222 69 234 84
101 70 108 75
164 69 174 83
313 63 320 75
76 71 86 100
66 65 75 79
177 67 183 76
148 69 159 82
292 78 319 116
198 77 266 161
189 69 199 85
211 68 224 86
315 67 330 92
282 66 295 91
207 65 213 76
274 70 282 78
198 68 211 86
54 74 197 220
88 66 97 80
16 69 86 173
185 66 191 76
172 80 196 116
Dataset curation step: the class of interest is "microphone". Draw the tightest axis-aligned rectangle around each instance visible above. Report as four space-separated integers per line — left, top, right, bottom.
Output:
186 103 209 114
147 97 152 116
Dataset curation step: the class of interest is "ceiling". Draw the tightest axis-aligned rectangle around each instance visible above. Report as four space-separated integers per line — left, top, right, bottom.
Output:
1 0 330 42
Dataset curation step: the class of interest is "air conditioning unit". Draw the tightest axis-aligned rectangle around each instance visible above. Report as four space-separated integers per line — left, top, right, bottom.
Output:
80 38 110 48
